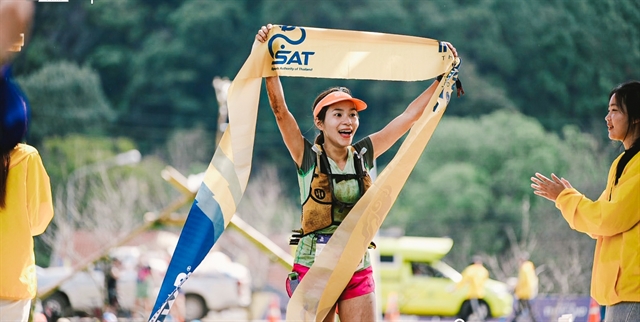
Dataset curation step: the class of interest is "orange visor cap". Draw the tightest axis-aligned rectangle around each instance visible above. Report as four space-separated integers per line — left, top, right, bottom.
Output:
313 91 367 118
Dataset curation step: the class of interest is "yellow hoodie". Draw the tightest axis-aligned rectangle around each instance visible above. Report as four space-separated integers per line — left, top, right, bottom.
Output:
556 152 640 306
456 263 489 299
0 144 53 300
514 260 538 300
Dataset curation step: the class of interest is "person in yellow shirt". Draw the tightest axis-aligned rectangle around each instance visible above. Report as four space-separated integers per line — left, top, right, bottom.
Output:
511 253 538 322
455 255 489 322
531 80 640 322
0 25 54 319
0 143 53 321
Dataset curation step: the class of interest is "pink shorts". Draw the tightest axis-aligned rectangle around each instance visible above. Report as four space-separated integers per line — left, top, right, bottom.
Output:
285 263 375 301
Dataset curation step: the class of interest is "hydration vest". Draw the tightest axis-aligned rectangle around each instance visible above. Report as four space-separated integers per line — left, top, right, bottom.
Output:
298 144 372 235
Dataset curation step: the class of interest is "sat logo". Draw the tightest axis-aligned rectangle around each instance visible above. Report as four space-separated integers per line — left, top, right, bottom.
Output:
268 26 315 66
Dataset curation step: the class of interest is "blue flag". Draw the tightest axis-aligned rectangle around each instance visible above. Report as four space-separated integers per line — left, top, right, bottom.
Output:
149 186 225 322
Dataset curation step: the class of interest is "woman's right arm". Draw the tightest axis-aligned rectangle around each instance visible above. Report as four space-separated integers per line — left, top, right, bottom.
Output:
534 162 640 237
258 25 305 166
265 76 305 166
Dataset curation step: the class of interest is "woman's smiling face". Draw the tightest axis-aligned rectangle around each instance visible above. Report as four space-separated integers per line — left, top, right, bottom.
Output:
606 93 630 144
317 101 360 147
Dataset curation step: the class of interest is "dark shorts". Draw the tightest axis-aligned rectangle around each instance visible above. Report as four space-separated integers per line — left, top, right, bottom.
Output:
285 263 375 301
107 288 118 306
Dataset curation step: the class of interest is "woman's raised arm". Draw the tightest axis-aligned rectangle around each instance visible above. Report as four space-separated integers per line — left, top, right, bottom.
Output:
369 42 458 158
258 24 305 166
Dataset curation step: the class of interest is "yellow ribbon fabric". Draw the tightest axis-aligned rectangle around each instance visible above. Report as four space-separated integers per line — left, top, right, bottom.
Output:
203 25 457 321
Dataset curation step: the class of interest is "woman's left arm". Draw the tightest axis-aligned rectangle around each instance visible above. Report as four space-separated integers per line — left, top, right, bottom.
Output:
369 82 438 158
369 42 458 159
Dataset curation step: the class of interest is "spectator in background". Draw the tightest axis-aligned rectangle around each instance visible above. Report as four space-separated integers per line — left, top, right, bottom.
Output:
512 253 538 322
531 81 640 322
454 255 489 322
135 259 153 316
104 258 122 315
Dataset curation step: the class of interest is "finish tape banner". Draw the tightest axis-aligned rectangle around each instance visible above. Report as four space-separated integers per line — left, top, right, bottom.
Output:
149 25 458 322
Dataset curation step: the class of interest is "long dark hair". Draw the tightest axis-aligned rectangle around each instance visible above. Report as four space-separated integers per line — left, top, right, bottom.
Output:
1 65 29 209
610 80 640 185
609 80 640 149
311 86 352 144
0 150 10 208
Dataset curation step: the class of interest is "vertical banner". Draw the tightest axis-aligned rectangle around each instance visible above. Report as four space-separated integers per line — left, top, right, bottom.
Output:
149 25 457 322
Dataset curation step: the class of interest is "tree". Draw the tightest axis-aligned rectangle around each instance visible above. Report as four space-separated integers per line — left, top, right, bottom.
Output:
13 0 639 158
36 136 173 266
385 109 606 267
16 62 115 146
162 125 215 176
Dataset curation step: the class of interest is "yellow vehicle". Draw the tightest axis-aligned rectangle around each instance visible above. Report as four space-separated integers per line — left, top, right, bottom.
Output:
376 236 513 320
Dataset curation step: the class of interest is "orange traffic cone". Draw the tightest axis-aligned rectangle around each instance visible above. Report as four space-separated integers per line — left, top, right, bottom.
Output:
384 292 400 322
587 298 601 322
266 295 282 322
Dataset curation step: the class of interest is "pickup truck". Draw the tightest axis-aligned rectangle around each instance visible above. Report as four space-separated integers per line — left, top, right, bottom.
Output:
376 236 513 321
37 247 251 321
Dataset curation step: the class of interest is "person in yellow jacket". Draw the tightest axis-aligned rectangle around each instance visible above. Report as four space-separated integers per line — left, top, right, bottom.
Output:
454 255 489 321
0 31 54 319
532 80 640 322
511 254 538 322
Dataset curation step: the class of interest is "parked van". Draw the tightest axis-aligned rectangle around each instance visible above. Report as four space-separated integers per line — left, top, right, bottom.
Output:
376 236 512 320
37 248 251 320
